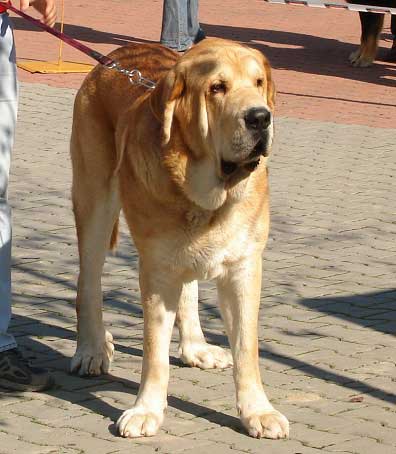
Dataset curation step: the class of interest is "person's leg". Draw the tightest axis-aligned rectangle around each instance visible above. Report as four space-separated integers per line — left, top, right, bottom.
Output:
160 0 204 52
160 0 189 51
187 0 205 44
0 12 18 355
0 13 53 392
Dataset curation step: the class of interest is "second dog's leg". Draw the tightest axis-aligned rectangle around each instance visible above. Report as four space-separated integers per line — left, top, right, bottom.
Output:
177 281 233 369
349 12 384 67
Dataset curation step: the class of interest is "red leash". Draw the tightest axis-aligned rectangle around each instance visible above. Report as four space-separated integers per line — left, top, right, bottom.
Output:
4 2 156 88
5 2 114 66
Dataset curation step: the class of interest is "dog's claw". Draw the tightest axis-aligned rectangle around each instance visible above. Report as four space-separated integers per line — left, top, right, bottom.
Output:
242 410 289 439
70 330 114 376
117 406 164 438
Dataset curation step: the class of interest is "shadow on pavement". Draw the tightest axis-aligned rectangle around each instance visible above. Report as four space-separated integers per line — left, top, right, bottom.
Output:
204 328 396 407
8 227 396 425
7 324 243 435
10 17 152 46
202 23 396 90
299 290 396 335
6 305 396 432
11 16 396 90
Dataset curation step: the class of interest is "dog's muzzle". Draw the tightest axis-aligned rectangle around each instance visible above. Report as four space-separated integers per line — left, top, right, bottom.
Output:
221 107 272 180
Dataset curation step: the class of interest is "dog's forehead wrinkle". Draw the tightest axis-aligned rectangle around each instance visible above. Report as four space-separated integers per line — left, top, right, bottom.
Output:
183 58 220 78
181 48 262 83
243 57 263 78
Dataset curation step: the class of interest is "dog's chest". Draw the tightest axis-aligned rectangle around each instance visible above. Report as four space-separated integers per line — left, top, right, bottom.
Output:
181 238 246 281
174 209 259 280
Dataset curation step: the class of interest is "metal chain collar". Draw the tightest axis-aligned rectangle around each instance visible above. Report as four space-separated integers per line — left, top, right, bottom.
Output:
106 61 156 90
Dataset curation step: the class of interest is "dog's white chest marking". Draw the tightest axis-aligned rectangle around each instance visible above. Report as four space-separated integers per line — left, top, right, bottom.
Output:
178 220 254 281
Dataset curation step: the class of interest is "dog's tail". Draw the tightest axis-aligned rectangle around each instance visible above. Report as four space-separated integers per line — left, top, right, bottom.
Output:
109 218 119 252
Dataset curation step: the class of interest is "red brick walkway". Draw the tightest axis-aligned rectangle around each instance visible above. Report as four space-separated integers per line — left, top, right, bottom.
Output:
11 0 396 128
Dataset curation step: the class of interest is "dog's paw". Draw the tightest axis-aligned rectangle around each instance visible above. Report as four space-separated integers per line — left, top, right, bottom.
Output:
179 342 233 369
349 49 373 67
70 330 114 376
117 406 164 438
352 56 373 67
349 49 360 64
241 409 289 439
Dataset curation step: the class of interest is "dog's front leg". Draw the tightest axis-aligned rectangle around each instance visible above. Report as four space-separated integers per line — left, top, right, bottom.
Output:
217 255 289 439
117 269 181 438
70 186 120 376
177 280 233 369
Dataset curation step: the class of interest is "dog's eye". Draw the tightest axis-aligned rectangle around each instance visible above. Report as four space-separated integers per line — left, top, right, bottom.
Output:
256 78 264 88
210 82 227 94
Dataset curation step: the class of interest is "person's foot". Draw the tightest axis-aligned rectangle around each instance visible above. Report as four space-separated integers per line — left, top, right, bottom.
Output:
0 348 54 392
384 40 396 62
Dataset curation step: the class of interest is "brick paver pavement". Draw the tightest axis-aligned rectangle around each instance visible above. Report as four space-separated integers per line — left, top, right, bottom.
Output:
1 1 395 453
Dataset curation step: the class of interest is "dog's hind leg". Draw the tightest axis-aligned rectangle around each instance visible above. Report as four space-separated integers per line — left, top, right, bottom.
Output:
349 12 384 67
70 102 121 376
176 281 233 369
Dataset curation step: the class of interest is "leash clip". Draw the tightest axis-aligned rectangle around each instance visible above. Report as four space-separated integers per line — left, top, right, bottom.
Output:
106 60 156 90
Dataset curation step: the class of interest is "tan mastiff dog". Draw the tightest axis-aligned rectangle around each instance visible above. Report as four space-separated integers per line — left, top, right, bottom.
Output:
70 38 289 440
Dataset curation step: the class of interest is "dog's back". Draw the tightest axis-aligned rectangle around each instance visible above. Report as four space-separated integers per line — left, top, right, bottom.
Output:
347 0 395 7
73 43 178 131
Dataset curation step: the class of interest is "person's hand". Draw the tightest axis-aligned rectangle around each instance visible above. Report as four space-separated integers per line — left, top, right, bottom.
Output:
0 0 57 27
21 0 57 27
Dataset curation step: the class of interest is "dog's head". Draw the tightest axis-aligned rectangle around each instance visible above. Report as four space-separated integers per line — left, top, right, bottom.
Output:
150 38 275 209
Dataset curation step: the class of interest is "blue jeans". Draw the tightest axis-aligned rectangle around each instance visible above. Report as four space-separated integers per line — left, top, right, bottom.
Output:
0 13 18 353
160 0 204 51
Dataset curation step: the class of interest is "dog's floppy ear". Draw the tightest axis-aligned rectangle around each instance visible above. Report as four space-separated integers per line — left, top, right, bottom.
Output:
250 47 276 111
150 67 185 145
263 59 276 111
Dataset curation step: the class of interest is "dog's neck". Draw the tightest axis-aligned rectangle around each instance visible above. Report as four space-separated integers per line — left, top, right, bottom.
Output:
163 123 256 212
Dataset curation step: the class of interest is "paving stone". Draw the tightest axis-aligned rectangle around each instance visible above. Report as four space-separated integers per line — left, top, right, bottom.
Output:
8 399 88 425
0 431 61 454
335 406 396 428
132 433 214 453
176 444 247 454
0 415 121 453
326 438 396 454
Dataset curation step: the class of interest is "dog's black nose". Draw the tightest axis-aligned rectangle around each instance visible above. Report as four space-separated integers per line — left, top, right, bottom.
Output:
244 107 272 131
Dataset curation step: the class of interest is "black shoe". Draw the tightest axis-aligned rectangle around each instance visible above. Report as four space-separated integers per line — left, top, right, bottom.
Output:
177 28 206 53
0 349 54 392
384 40 396 62
194 27 206 44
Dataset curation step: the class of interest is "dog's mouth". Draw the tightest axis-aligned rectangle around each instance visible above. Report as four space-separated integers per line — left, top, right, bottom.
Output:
221 158 260 178
220 139 268 180
252 138 270 158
